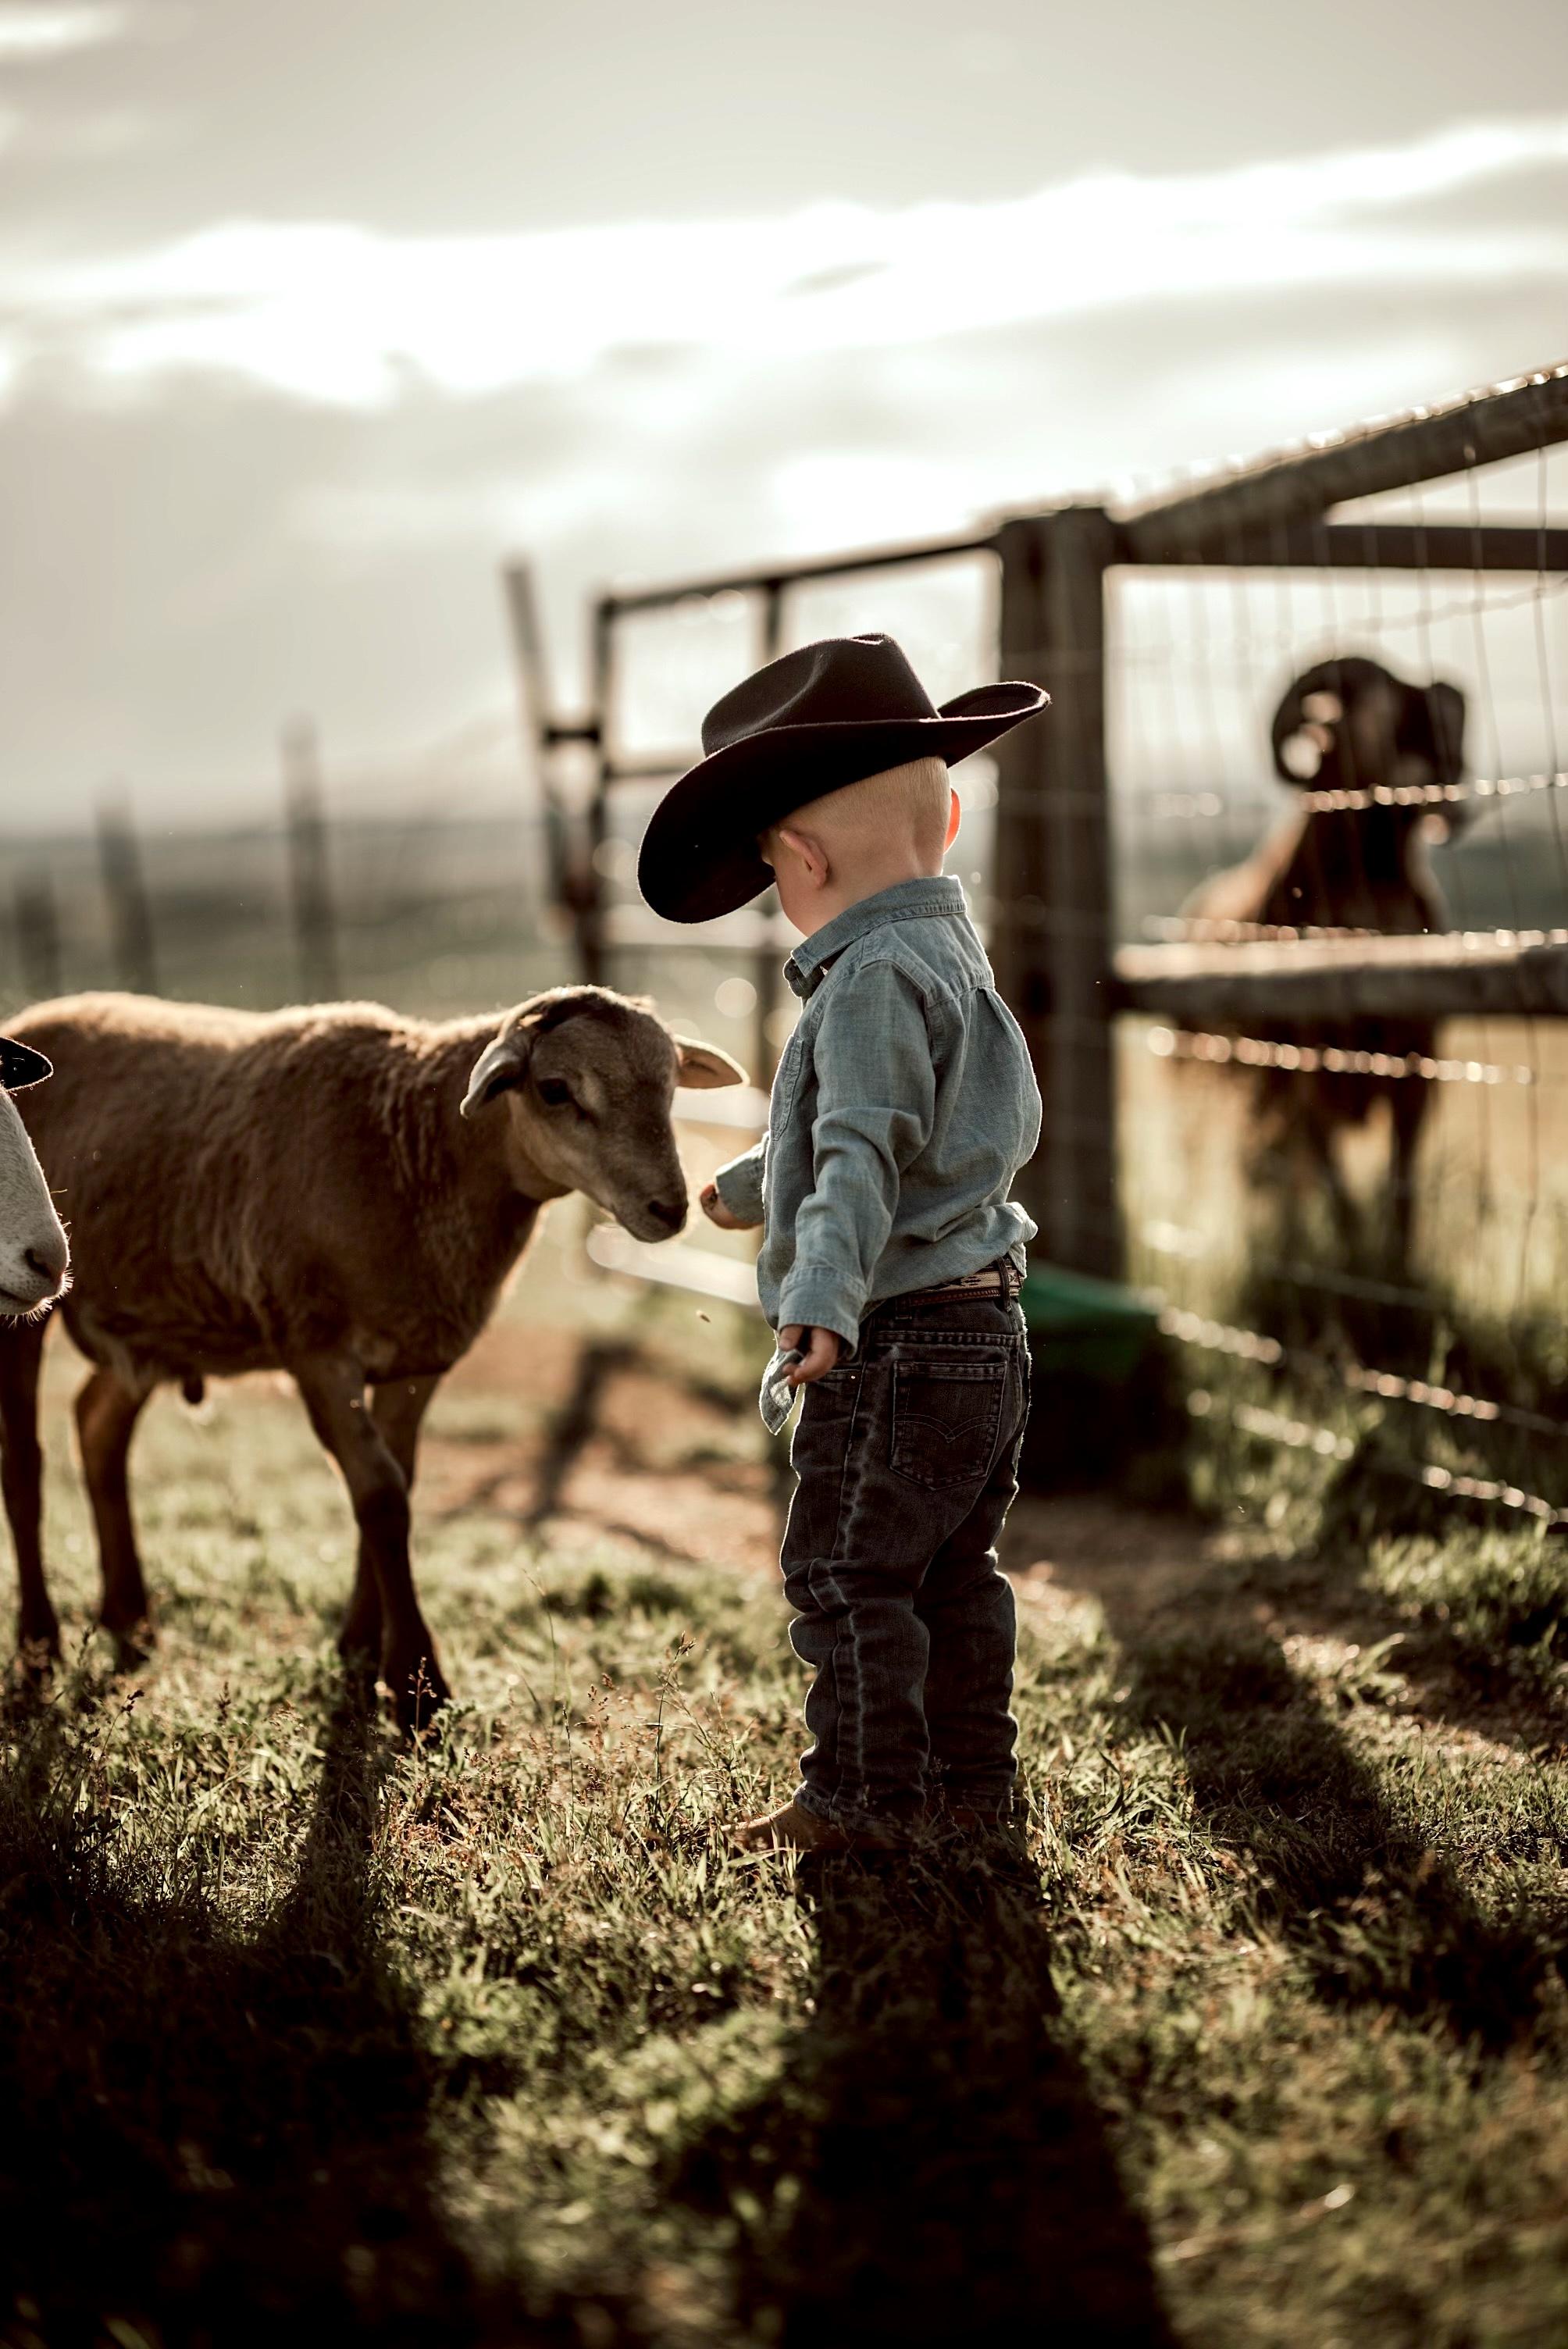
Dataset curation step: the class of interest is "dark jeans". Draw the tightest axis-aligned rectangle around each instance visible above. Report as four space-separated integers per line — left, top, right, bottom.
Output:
780 1291 1031 1834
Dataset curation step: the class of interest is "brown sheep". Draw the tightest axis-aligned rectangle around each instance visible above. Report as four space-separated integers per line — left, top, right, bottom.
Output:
1184 655 1467 1262
0 986 743 1723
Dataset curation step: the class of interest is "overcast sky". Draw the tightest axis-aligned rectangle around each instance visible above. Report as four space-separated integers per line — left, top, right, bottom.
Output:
1 0 1565 825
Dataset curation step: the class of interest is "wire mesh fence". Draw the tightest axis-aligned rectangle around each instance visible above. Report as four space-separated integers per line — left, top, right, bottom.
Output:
1110 427 1568 1528
526 362 1568 1524
0 675 572 1028
0 808 568 1023
5 365 1564 1526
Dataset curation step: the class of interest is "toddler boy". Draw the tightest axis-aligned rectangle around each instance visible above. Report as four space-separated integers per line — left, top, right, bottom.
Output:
638 634 1047 1851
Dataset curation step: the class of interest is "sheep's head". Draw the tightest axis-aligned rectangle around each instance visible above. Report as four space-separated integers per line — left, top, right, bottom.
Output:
459 986 745 1241
0 1035 70 1317
1271 656 1468 838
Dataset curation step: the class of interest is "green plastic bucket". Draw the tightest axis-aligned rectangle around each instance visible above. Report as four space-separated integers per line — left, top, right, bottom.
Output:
1019 1263 1160 1385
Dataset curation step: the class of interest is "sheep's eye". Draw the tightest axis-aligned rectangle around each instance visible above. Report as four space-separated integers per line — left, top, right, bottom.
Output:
537 1077 573 1109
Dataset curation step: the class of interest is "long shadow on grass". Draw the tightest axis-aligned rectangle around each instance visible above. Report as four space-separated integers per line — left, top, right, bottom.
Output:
0 1684 562 2346
682 1850 1175 2348
1097 1567 1560 2049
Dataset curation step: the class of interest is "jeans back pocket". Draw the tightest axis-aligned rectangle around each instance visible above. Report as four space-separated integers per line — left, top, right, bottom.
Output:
889 1357 1008 1489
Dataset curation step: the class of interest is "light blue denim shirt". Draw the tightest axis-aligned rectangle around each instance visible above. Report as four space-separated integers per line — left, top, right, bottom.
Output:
712 875 1042 1350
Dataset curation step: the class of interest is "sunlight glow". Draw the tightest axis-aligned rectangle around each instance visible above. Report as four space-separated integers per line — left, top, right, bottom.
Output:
0 3 130 58
2 115 1565 408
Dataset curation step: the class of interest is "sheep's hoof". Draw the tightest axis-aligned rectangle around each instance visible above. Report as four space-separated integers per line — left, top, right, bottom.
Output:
102 1613 155 1672
14 1624 61 1687
382 1650 451 1738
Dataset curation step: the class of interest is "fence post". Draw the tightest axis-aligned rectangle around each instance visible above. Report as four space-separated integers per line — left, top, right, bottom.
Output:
502 560 605 953
96 791 159 996
282 718 341 1003
501 561 561 918
574 601 614 987
14 871 62 1003
991 507 1121 1280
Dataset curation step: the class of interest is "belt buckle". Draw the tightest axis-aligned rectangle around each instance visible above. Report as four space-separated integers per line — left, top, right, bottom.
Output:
928 1270 1004 1301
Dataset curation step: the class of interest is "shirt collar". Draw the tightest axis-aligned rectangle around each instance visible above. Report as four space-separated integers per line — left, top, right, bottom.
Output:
784 874 966 1001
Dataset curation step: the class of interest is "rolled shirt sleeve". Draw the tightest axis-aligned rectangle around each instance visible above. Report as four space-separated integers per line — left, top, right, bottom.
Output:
775 960 936 1349
711 1135 767 1227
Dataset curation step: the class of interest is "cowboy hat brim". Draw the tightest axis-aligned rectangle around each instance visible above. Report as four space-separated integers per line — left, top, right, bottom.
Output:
0 1035 52 1089
638 681 1048 924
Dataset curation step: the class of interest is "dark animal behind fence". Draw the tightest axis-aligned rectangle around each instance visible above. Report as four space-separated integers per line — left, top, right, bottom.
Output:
1184 656 1468 1262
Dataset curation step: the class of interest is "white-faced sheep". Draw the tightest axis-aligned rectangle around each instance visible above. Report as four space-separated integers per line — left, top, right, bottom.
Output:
0 987 743 1722
1184 655 1468 1261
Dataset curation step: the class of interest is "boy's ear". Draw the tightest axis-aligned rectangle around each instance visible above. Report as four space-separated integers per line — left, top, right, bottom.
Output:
944 786 960 850
675 1039 748 1089
774 824 829 888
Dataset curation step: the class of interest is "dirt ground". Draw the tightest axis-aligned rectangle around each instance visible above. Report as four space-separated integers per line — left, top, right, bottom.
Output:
433 1305 1227 1630
433 1311 786 1575
433 1306 1564 1771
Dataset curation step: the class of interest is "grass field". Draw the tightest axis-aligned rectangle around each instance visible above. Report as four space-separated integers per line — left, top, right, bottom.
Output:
2 1235 1566 2348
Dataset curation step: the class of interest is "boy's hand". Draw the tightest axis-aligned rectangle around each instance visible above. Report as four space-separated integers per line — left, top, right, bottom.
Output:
700 1181 754 1232
779 1324 841 1385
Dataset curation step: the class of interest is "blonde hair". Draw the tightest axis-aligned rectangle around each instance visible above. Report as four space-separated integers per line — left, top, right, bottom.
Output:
763 756 950 865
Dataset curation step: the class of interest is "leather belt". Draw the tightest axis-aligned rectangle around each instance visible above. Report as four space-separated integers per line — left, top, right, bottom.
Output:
910 1260 1023 1305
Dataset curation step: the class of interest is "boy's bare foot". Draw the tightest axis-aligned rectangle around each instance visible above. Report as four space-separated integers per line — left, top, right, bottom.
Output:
731 1798 903 1854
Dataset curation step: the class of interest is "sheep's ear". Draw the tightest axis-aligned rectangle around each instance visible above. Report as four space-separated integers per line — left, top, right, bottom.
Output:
0 1036 52 1090
460 1029 531 1120
675 1038 747 1090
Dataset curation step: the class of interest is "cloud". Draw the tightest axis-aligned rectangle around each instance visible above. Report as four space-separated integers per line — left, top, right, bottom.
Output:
2 113 1565 409
0 262 1552 811
0 106 1562 829
0 100 165 157
0 4 132 59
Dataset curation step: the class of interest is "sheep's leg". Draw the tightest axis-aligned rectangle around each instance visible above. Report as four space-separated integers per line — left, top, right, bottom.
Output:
1303 1113 1361 1256
372 1374 440 1481
0 1319 57 1670
1324 1152 1363 1255
75 1367 155 1666
294 1353 449 1732
337 1375 440 1671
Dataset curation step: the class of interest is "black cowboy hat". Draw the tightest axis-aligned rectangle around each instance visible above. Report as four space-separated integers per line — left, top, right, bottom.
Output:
0 1036 51 1089
638 633 1049 923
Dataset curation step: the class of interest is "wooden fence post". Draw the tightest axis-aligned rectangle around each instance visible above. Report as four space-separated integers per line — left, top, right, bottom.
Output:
13 871 62 1003
96 791 159 996
503 560 605 953
501 561 561 918
575 602 612 987
991 507 1121 1280
282 719 341 1003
